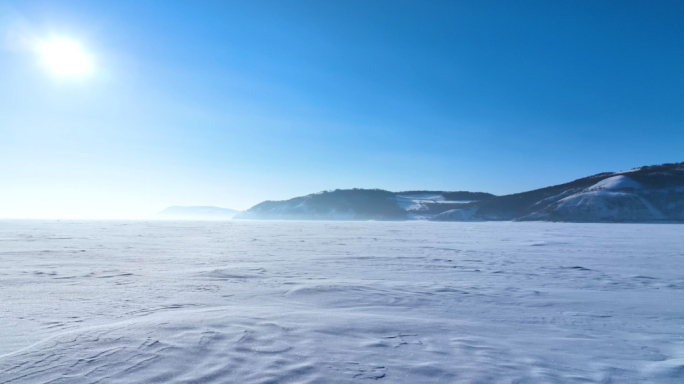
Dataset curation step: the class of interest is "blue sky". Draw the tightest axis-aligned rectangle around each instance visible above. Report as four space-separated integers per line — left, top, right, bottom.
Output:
1 0 683 218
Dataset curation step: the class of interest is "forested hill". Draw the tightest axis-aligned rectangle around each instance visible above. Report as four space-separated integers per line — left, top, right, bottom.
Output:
234 189 495 221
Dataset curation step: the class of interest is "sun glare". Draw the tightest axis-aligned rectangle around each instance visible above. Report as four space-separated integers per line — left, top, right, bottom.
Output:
39 39 93 77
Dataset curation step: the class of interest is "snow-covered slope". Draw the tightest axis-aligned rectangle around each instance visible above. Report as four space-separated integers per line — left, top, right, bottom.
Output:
155 206 239 220
520 175 667 222
433 162 684 223
234 189 494 221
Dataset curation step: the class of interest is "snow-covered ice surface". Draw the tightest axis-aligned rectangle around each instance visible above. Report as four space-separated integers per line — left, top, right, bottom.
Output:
1 220 683 383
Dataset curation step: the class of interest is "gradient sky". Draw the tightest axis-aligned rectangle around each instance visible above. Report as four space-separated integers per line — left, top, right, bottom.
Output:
1 0 683 218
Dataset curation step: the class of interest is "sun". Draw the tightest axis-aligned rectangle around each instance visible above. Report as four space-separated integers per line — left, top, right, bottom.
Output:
39 39 93 77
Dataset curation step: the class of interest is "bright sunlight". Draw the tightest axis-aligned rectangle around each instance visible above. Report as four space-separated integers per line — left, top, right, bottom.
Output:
39 39 93 76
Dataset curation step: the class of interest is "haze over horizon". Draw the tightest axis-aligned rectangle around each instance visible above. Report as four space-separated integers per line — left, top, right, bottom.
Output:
2 0 683 219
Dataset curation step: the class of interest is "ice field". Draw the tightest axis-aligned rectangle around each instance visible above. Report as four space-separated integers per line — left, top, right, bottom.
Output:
1 220 683 383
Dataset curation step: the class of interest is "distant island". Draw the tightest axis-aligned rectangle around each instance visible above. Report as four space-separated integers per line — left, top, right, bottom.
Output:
155 206 239 220
235 161 684 223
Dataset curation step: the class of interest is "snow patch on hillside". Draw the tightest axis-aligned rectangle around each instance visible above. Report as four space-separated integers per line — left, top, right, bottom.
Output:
395 194 472 212
585 175 642 191
522 176 665 222
431 207 479 221
395 194 443 211
547 192 663 221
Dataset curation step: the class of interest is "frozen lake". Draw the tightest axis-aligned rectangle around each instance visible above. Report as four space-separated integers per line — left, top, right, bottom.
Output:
1 220 683 383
